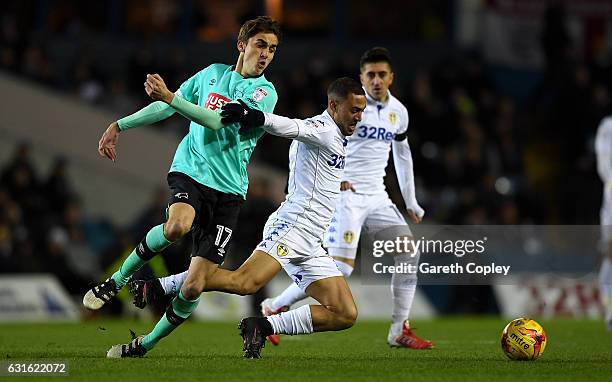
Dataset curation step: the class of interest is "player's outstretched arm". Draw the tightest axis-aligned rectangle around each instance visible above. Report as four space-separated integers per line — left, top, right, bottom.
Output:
98 100 177 161
221 100 331 146
392 137 424 223
145 73 224 131
221 100 298 137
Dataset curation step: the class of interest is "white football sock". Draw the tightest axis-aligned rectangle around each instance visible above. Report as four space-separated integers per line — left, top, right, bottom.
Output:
390 253 418 329
271 283 307 311
159 271 188 295
600 258 612 329
600 258 612 301
389 321 407 338
266 305 314 335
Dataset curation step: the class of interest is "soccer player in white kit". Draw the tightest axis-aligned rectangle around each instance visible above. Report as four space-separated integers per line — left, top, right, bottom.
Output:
115 77 367 359
260 47 433 349
595 115 612 331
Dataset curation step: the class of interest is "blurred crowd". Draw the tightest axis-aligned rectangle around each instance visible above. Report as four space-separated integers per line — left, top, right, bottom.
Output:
1 1 611 314
0 142 275 314
0 143 96 293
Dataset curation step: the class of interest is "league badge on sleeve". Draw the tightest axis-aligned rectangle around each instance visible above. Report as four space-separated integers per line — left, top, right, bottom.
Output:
304 119 324 129
252 87 268 102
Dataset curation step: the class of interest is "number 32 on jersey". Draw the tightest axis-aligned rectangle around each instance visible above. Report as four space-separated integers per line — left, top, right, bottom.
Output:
327 154 345 169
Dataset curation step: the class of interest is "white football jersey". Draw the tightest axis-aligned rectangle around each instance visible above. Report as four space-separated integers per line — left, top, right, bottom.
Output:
262 110 348 238
596 116 612 229
344 91 409 194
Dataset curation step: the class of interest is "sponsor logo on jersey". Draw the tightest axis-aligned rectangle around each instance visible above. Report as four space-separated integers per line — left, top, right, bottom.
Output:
209 78 216 86
205 92 232 110
174 192 189 199
357 125 395 141
277 243 289 257
252 87 268 102
304 119 323 129
344 231 354 244
389 112 397 125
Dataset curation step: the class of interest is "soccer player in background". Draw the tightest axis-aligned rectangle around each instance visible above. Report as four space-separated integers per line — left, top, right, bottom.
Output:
83 16 281 334
134 47 433 349
107 77 366 359
595 115 612 331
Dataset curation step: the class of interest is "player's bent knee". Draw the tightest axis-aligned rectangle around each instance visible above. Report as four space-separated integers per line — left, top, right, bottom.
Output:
341 304 358 328
331 303 358 330
163 221 191 241
180 279 204 300
334 313 357 330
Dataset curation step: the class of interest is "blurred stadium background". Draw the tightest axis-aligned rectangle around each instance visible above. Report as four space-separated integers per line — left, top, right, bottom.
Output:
0 0 610 323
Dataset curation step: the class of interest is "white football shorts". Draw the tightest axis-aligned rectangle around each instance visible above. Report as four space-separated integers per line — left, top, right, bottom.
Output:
256 217 343 291
323 191 412 259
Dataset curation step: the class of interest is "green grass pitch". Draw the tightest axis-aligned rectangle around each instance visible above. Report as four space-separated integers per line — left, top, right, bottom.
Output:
0 317 610 381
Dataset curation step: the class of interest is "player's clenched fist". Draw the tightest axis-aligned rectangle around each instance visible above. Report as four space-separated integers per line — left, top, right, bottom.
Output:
145 74 174 104
98 121 120 162
405 202 425 224
221 100 265 132
340 181 356 192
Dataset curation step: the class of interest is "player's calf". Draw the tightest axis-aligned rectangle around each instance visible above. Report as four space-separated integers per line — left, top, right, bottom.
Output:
305 276 358 332
84 224 177 311
232 278 265 296
337 304 358 329
317 303 358 331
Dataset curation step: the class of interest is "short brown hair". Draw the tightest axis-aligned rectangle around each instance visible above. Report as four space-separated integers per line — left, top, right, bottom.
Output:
327 77 365 101
237 16 282 44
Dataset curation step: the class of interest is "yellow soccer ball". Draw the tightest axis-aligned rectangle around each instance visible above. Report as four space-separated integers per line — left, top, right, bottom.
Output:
500 317 547 360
